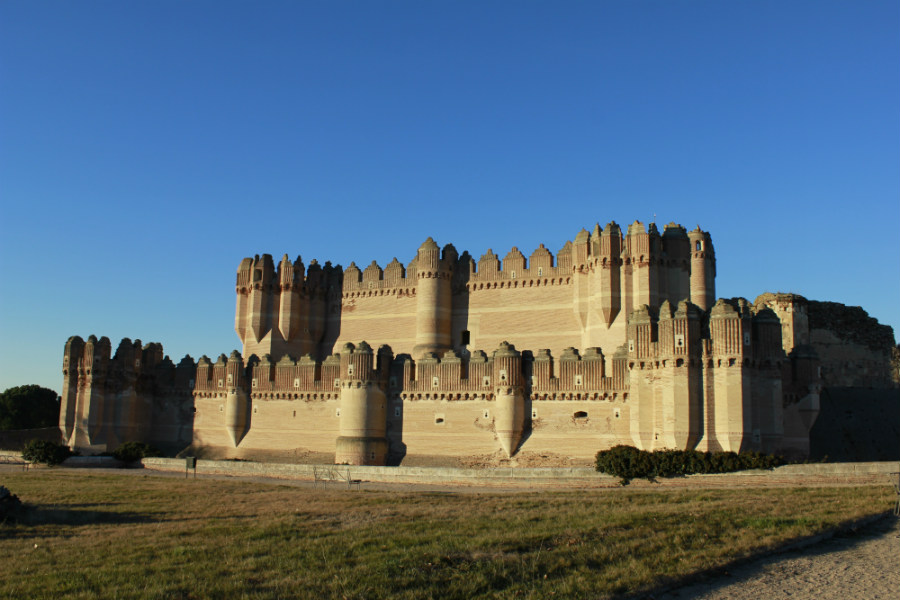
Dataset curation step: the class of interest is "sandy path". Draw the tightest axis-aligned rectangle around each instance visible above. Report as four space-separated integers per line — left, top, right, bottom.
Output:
657 516 900 600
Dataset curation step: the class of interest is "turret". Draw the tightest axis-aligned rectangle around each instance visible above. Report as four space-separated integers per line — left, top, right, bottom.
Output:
492 341 525 457
688 227 715 311
224 350 249 447
277 254 308 349
598 222 622 326
707 299 752 452
412 238 453 358
661 223 691 305
335 341 389 465
60 335 84 444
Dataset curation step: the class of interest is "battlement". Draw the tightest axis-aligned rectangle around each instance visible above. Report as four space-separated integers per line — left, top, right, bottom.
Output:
198 341 629 404
625 299 787 364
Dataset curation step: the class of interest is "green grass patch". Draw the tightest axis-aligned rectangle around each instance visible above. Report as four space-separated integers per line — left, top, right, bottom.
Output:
0 471 892 599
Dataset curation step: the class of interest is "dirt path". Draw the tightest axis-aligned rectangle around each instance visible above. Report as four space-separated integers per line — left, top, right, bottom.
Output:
656 516 900 600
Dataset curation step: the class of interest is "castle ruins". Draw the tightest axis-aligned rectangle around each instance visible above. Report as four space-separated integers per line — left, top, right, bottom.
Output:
59 221 897 466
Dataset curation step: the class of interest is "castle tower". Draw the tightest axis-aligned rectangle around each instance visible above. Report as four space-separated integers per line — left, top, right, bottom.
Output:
72 335 112 451
111 338 141 447
412 238 453 358
750 307 785 453
657 300 703 450
627 305 656 450
335 342 389 465
277 254 310 354
223 350 249 447
687 227 715 311
60 335 84 445
705 299 752 452
492 341 526 457
661 223 691 305
597 222 622 327
625 221 661 311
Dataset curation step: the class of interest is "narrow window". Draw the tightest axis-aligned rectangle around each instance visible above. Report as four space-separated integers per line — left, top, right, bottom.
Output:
460 330 470 345
531 409 538 419
394 407 401 417
695 241 702 251
574 411 588 419
538 267 543 276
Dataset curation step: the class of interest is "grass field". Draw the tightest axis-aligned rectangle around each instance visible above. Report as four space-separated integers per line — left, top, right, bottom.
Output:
0 470 893 599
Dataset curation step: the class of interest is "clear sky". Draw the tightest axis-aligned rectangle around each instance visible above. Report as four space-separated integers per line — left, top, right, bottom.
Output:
1 0 898 395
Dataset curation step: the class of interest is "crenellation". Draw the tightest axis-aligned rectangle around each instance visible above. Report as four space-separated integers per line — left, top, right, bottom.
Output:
62 216 895 464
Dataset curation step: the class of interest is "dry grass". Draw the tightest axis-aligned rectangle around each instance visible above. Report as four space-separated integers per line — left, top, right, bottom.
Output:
0 470 892 599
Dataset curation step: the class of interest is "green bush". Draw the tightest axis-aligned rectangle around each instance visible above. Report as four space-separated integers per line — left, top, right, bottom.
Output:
112 441 163 463
596 446 786 485
21 439 72 466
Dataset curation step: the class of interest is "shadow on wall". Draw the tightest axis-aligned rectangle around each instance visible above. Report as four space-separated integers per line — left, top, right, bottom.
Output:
0 427 62 452
809 387 900 462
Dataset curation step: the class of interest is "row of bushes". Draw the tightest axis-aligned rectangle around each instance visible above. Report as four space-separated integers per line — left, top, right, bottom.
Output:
595 445 786 485
21 440 162 466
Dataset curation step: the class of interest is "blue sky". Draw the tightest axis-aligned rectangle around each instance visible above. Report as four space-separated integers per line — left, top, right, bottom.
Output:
1 0 898 395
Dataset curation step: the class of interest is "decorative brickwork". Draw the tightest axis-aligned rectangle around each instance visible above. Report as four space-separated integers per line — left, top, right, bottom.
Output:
61 220 896 465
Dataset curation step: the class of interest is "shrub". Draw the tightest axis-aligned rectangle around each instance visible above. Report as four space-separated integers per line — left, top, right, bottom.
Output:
596 446 786 485
112 442 163 463
21 439 72 466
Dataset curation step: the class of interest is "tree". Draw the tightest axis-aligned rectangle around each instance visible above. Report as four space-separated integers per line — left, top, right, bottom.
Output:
0 385 60 430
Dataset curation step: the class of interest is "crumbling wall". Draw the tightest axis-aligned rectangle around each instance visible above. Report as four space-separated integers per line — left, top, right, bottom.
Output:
806 301 896 388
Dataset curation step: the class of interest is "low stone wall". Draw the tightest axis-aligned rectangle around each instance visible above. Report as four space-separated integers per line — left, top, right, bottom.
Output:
140 457 900 487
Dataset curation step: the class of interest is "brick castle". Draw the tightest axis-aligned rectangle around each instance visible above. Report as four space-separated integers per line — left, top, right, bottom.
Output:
59 221 896 466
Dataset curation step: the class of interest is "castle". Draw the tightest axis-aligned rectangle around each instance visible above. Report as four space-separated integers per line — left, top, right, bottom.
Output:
60 220 895 466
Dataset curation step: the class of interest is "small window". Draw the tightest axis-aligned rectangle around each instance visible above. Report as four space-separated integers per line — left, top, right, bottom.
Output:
293 410 296 417
483 410 489 419
335 408 341 417
394 407 401 417
614 408 620 419
217 379 224 388
511 271 516 279
574 411 588 419
499 369 507 382
227 374 233 384
675 334 684 348
252 378 258 388
389 376 398 388
743 332 751 346
695 241 702 251
432 376 440 388
460 330 470 345
219 404 224 412
531 409 538 419
482 376 491 387
293 378 300 388
435 414 445 424
574 374 583 386
538 267 543 276
347 364 354 376
334 378 341 388
188 379 194 388
253 406 258 414
628 340 635 353
370 451 375 459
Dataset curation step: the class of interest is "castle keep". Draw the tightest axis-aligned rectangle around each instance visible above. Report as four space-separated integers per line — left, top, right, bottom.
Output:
62 219 886 466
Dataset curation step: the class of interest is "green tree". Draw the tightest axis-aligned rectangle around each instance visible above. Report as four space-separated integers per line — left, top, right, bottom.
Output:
0 385 60 430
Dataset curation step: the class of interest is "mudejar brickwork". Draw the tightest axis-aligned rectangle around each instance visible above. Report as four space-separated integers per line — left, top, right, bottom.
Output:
59 220 897 466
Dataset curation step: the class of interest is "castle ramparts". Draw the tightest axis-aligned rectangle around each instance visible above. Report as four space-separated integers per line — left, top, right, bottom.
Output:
59 219 896 466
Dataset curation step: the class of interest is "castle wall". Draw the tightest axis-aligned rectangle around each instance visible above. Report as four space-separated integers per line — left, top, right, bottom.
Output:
459 281 587 355
334 292 419 354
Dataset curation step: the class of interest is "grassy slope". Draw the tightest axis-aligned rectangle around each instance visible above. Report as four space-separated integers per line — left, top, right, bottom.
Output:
0 471 892 599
